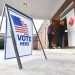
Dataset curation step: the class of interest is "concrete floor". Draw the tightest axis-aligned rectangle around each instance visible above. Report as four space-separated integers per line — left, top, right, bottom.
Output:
0 49 75 75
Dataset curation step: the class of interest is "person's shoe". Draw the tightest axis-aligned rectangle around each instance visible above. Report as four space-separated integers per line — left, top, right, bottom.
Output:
53 47 56 49
57 47 61 49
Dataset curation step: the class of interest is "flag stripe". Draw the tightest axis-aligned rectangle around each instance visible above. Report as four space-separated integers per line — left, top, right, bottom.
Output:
15 27 28 29
16 31 29 35
14 24 29 35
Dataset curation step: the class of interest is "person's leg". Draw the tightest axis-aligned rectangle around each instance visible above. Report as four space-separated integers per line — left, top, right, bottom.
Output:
48 34 52 48
48 34 50 48
58 36 62 48
57 34 62 48
60 37 62 48
57 34 60 47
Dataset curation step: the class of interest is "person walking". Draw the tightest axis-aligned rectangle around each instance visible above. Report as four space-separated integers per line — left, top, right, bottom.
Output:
57 20 65 48
47 21 54 49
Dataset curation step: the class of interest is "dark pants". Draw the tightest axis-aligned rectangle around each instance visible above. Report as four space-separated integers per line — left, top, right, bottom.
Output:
48 33 53 48
57 34 63 47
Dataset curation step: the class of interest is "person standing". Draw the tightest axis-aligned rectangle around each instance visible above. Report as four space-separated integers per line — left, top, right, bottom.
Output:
47 21 54 49
57 20 65 48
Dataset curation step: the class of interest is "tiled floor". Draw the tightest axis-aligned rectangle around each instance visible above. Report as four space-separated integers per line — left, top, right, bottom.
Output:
0 49 75 75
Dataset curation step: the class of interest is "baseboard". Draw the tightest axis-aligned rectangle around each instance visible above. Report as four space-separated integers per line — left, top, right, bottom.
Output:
63 46 75 49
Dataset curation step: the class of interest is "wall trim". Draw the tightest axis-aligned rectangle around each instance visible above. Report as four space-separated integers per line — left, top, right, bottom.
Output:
53 0 73 18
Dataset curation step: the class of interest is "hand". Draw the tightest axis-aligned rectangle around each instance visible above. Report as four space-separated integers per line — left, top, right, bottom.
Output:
52 32 54 34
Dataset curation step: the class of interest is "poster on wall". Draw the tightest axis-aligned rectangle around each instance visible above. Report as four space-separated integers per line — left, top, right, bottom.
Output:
66 9 75 46
5 6 33 59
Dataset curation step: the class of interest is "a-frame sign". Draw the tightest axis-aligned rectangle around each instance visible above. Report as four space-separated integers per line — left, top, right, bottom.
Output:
0 4 47 69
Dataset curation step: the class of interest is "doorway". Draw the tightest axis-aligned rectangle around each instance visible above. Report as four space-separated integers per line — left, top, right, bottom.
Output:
62 18 68 48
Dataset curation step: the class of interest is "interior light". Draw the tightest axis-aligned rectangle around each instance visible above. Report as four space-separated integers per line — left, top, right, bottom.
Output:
23 2 27 7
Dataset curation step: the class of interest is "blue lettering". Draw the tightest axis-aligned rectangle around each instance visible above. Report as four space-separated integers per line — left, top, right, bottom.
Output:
25 42 29 46
20 42 29 46
22 35 25 41
17 34 21 41
25 36 29 41
17 34 32 42
29 36 31 41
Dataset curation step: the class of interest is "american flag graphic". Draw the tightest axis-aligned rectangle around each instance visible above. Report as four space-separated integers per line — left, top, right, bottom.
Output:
11 15 29 35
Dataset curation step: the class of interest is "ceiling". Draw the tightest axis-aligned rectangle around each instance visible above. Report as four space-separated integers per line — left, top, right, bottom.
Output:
0 0 66 20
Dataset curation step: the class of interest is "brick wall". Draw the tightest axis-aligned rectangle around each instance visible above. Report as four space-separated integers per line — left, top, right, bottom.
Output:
33 35 38 50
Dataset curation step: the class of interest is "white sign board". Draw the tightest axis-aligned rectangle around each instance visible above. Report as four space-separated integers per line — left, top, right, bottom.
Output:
5 7 33 59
